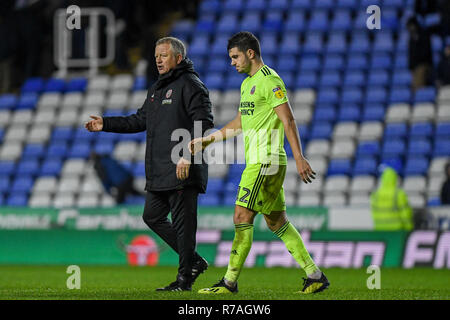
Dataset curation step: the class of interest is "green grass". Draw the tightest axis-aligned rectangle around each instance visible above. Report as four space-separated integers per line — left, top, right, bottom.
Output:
0 265 448 300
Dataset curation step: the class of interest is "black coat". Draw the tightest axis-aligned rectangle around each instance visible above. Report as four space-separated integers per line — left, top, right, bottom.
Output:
102 59 214 192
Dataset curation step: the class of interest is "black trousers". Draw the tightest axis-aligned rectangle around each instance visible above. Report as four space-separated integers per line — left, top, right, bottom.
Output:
142 187 201 280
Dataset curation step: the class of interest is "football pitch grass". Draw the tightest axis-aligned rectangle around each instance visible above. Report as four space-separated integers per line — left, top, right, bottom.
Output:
0 265 448 300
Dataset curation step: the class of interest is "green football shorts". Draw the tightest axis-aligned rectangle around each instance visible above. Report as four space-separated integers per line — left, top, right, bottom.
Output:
235 164 286 215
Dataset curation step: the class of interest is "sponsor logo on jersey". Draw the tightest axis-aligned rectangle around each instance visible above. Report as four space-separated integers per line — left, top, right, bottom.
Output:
166 89 173 98
250 85 256 95
272 86 284 99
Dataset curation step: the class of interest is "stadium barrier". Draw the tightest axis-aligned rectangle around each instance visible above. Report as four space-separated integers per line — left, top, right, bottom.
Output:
0 206 448 269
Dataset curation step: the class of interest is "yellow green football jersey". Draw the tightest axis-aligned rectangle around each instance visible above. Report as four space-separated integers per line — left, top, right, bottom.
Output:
239 65 288 165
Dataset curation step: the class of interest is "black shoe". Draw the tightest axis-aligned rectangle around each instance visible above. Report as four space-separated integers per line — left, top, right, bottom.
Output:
156 275 192 292
191 257 209 284
299 272 330 294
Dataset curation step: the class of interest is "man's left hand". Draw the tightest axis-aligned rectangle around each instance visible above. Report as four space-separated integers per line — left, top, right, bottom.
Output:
176 157 191 180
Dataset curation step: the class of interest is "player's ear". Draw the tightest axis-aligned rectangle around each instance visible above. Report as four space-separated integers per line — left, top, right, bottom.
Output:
246 49 255 60
176 53 183 64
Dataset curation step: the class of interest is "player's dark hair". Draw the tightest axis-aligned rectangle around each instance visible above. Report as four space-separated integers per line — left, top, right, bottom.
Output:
227 31 261 57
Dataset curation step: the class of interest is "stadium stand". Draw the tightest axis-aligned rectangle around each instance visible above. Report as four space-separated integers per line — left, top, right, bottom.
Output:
0 0 449 209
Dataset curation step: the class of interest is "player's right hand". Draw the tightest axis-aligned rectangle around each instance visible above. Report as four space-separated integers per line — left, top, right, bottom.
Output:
85 115 103 132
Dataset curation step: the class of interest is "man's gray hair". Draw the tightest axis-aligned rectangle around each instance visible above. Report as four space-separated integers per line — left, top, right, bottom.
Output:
156 37 186 59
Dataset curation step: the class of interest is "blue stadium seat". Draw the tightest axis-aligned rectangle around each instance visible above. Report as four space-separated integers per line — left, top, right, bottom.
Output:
299 55 321 71
338 105 361 121
40 159 62 176
170 20 195 37
370 54 392 69
260 33 278 55
295 72 318 88
315 88 338 105
323 54 345 71
246 0 266 11
341 88 363 104
74 128 97 142
189 35 210 56
206 55 228 72
207 178 224 192
199 0 221 14
352 157 378 176
414 87 436 103
433 138 450 156
380 157 403 175
357 141 380 157
284 11 306 32
315 0 334 9
93 141 114 155
388 87 411 104
435 122 450 137
223 194 237 206
133 162 146 177
16 159 40 176
410 122 433 137
403 157 429 176
263 11 283 32
280 33 301 54
384 123 408 138
303 33 324 54
0 161 15 176
21 78 44 93
368 70 390 87
337 0 358 9
132 76 147 91
240 12 261 32
319 71 341 88
407 138 432 156
210 35 230 56
11 176 34 193
44 78 66 93
22 144 46 158
331 10 352 31
343 71 366 87
65 77 87 92
346 54 369 70
222 0 243 12
0 176 9 193
291 0 312 10
382 139 406 157
16 93 38 110
204 73 224 90
327 159 352 176
307 11 329 32
277 55 298 72
68 142 91 158
298 124 309 140
362 104 385 121
46 142 69 158
373 33 394 53
349 34 371 53
225 73 246 90
0 94 17 110
124 195 145 205
278 71 294 88
313 105 337 122
391 69 411 87
365 87 387 104
199 193 221 206
309 122 333 139
268 0 289 10
6 193 28 206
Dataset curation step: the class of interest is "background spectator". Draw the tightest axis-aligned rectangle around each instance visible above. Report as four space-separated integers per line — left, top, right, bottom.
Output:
440 162 450 205
407 17 434 91
436 46 450 87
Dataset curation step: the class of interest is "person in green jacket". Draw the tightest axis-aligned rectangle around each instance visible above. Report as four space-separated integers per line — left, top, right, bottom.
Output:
370 167 414 231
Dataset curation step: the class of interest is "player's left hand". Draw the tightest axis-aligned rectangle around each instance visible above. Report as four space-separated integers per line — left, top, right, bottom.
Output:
296 157 316 184
176 157 191 180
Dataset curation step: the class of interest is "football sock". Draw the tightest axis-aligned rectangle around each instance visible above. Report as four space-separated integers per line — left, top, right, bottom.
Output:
224 223 254 285
274 221 320 276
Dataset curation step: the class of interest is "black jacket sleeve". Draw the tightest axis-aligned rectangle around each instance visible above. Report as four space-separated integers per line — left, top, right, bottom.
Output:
102 97 148 133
